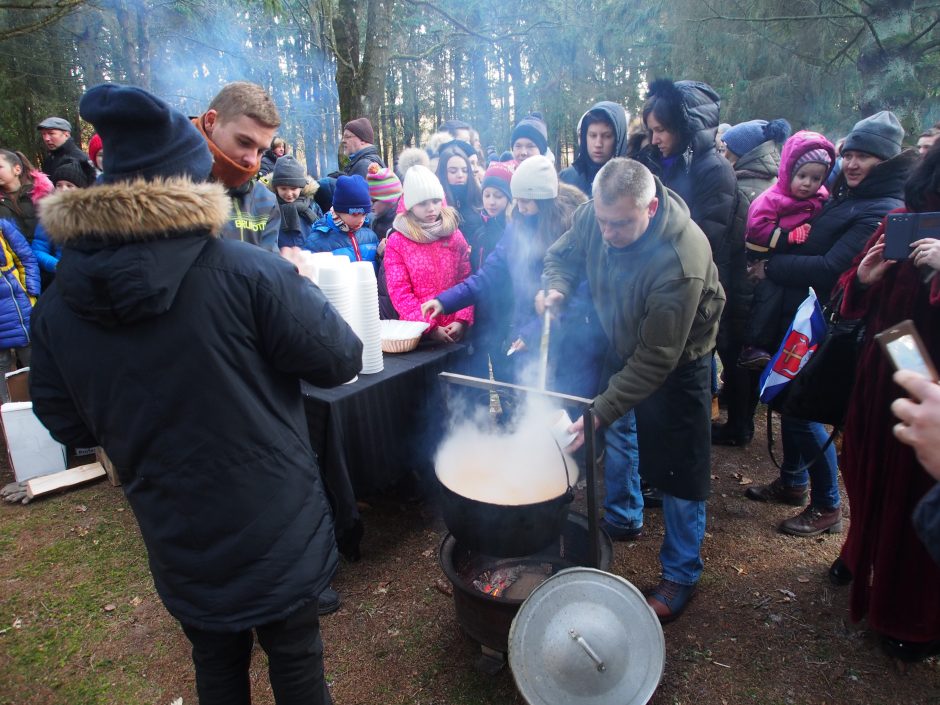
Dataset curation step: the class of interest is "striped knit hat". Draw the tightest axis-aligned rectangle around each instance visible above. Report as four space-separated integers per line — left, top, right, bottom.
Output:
481 161 515 201
793 148 833 173
366 162 403 202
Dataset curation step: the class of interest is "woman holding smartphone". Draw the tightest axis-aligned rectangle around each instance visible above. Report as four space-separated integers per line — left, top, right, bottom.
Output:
831 141 940 662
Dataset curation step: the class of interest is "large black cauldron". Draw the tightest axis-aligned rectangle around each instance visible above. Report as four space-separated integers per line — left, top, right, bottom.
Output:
440 511 612 654
438 480 574 557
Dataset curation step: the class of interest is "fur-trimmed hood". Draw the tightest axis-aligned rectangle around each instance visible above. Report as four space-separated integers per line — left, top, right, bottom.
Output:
39 178 230 244
38 178 232 327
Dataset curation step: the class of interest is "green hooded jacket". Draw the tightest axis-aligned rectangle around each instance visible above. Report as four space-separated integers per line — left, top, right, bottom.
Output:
544 176 725 425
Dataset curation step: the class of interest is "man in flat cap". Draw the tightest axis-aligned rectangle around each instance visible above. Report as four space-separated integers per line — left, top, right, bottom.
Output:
37 116 96 184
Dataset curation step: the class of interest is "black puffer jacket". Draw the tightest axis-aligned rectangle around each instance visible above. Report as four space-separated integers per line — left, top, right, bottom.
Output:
30 178 362 632
639 82 737 289
725 140 781 339
559 101 630 197
345 146 386 179
41 137 96 183
768 149 918 324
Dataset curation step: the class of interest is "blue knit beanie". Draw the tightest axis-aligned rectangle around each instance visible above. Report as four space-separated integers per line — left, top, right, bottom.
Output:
79 83 212 183
331 174 372 214
511 113 548 154
723 118 791 158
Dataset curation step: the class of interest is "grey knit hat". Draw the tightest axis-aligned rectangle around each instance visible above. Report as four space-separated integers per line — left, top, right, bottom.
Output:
842 111 904 161
510 155 558 200
271 155 307 187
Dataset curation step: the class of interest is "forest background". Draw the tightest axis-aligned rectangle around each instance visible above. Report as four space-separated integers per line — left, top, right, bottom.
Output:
1 0 938 178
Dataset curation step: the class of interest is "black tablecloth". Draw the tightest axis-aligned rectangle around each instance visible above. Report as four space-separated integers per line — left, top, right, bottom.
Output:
302 343 464 559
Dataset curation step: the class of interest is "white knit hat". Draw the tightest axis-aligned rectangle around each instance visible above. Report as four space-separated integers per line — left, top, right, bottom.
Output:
403 165 445 210
511 155 558 200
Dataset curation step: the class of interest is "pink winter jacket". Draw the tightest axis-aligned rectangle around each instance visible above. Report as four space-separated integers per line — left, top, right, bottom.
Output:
383 228 474 334
745 131 836 253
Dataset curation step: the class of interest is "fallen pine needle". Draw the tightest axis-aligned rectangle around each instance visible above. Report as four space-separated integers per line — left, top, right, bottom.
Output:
712 661 731 668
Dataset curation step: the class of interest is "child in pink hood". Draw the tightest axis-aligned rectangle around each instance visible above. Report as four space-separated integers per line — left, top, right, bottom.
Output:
739 131 836 368
383 165 473 343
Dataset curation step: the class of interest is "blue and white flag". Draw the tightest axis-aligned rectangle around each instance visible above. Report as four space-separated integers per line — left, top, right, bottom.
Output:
759 288 829 403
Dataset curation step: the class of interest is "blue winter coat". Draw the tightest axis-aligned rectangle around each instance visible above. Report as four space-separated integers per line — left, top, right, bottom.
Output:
31 223 61 273
438 216 605 397
302 212 379 266
0 218 41 349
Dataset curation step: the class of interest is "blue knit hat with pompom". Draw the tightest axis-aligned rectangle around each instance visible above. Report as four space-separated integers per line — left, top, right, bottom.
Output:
723 118 791 158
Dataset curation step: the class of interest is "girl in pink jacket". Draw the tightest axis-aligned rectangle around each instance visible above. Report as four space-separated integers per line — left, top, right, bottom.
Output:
739 131 836 368
383 165 473 343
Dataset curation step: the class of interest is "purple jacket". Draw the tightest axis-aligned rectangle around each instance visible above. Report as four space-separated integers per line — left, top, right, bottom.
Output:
745 131 836 252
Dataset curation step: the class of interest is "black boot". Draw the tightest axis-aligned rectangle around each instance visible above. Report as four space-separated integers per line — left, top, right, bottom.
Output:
711 422 753 447
318 586 342 616
828 556 852 586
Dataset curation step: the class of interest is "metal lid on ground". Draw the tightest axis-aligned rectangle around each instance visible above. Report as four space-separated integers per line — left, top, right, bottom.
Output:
508 567 664 705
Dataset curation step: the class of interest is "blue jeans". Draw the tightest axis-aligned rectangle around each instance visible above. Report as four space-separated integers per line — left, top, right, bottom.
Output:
604 412 706 585
661 494 706 585
780 415 840 509
603 411 642 530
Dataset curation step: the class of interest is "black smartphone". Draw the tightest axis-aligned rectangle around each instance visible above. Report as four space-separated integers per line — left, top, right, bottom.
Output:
884 213 917 261
884 212 940 261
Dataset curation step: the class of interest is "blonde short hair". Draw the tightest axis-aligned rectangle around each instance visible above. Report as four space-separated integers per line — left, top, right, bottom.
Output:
209 82 281 128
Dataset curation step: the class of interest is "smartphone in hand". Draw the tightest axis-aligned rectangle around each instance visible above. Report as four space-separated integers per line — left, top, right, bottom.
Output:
884 214 917 261
875 319 938 381
884 212 940 261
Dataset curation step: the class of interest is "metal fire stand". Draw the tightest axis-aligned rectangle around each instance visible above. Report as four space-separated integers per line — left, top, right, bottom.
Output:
437 372 602 569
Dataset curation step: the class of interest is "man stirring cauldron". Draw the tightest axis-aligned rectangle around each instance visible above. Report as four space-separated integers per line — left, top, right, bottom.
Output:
29 84 362 705
541 158 724 623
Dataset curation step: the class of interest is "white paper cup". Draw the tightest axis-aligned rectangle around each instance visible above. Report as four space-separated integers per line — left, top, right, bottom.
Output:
549 409 577 449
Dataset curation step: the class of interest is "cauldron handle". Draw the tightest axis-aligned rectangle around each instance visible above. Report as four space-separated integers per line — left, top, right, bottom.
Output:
551 437 575 503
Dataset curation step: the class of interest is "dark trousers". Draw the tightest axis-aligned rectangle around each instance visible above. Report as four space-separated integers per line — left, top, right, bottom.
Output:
717 339 760 439
180 601 332 705
746 278 785 349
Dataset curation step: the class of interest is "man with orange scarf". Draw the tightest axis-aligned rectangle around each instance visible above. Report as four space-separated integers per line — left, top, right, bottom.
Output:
193 82 281 252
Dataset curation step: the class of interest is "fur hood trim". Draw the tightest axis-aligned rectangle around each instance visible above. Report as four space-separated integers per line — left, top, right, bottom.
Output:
39 178 231 244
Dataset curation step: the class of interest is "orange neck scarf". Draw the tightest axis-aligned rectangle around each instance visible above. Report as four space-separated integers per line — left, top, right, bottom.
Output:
192 114 257 189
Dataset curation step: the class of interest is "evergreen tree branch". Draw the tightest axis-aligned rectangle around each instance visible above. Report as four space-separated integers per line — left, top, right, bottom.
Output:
0 0 84 40
899 17 940 54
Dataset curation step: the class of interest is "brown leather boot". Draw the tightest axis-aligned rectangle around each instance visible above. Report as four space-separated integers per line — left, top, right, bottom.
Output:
744 478 809 506
779 505 842 537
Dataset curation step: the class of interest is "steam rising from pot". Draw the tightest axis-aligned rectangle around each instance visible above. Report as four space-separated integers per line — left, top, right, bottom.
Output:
435 394 579 506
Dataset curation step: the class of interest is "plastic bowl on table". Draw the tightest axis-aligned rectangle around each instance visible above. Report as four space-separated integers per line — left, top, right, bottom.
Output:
379 320 430 353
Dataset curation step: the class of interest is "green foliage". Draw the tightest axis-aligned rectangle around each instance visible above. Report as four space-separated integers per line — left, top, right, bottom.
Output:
0 0 936 167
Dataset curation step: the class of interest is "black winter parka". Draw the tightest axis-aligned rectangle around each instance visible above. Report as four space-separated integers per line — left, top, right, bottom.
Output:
30 177 362 632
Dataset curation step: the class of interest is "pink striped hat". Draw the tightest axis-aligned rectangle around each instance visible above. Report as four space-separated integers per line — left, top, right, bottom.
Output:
366 162 403 202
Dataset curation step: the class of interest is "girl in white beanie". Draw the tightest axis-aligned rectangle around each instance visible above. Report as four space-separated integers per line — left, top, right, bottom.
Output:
383 165 474 342
505 156 590 359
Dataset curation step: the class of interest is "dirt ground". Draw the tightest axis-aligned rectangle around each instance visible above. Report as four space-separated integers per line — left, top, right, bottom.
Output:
2 410 940 705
